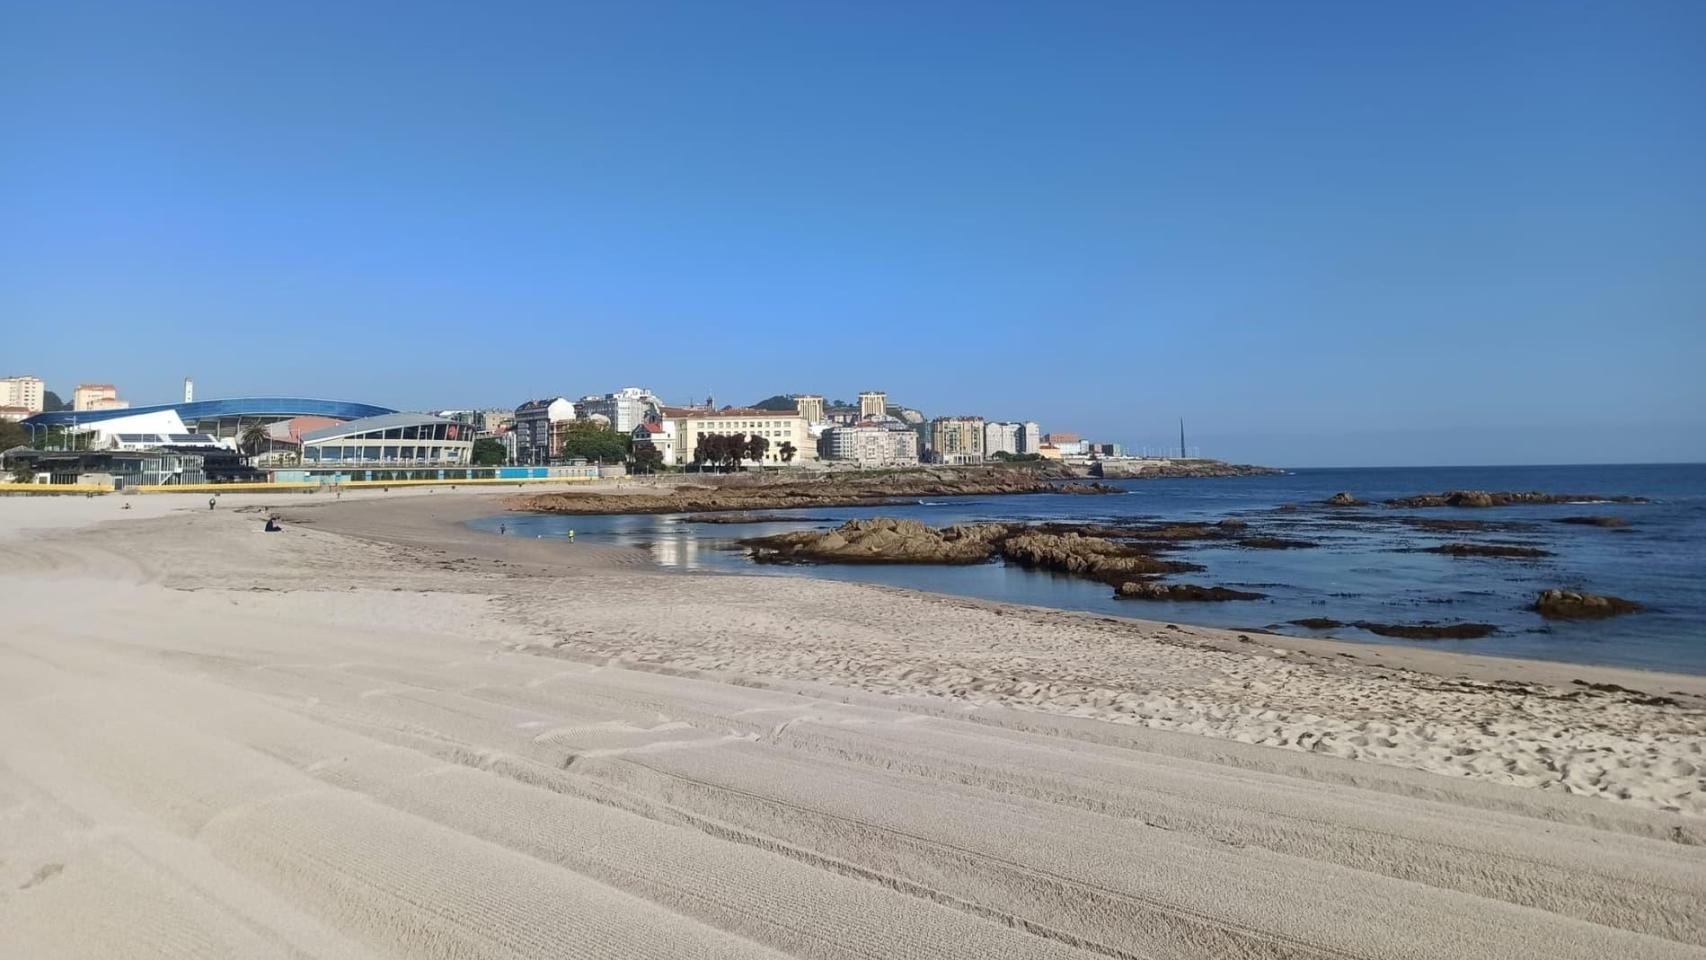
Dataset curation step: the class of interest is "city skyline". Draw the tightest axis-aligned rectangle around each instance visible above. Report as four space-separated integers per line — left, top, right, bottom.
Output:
4 2 1703 467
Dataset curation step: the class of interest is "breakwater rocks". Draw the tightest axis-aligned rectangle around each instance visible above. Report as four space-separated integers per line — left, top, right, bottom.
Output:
1533 589 1643 620
1383 491 1649 509
1088 460 1284 479
514 469 1120 516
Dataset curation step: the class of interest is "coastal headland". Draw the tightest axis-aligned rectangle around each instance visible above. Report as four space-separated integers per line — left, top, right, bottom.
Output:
1 487 1703 960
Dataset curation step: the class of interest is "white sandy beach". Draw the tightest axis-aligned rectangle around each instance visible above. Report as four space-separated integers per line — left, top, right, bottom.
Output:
2 488 1704 959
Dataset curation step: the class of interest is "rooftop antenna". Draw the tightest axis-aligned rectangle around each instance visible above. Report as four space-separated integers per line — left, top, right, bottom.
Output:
1179 418 1186 459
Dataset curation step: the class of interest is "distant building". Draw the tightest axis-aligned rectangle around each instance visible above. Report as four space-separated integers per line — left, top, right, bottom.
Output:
630 420 677 466
930 416 985 465
299 413 475 475
577 387 662 434
659 406 813 467
983 421 1021 457
1018 421 1042 455
819 421 919 467
5 449 206 488
512 397 576 465
1089 442 1124 458
1 375 44 413
1042 432 1085 456
858 391 888 420
793 394 826 423
73 384 128 412
0 406 32 423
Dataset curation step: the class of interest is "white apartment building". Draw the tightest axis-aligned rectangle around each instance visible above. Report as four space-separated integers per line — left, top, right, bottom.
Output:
577 387 662 434
984 421 1021 457
857 391 888 420
930 416 985 465
819 421 919 467
73 383 128 412
1 375 45 414
793 394 826 423
1018 421 1042 455
659 406 814 467
512 397 576 464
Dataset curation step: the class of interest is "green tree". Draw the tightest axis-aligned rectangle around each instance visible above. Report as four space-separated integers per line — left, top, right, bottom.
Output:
630 442 663 474
555 421 630 462
239 422 269 457
471 437 507 466
10 461 36 483
744 434 770 464
0 419 26 452
777 441 796 464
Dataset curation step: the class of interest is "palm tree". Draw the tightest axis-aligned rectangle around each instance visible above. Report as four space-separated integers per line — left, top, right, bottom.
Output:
239 423 269 459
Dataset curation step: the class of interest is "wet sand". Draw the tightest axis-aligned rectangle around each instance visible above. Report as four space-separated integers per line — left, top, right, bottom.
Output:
1 489 1703 959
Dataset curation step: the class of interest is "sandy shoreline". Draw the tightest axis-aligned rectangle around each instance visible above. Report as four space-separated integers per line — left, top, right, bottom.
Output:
3 489 1704 958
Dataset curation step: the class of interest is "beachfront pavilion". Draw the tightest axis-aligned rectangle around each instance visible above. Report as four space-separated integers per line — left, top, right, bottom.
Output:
292 412 476 482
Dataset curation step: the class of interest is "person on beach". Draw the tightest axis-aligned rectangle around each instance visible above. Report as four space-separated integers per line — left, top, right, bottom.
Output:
498 522 506 535
208 496 216 511
263 516 282 533
565 529 575 542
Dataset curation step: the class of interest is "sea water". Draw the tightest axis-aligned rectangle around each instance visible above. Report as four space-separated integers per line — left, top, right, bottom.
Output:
472 463 1706 674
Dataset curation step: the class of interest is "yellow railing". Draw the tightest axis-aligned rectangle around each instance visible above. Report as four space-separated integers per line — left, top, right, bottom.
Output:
0 482 114 494
127 475 602 494
2 476 604 495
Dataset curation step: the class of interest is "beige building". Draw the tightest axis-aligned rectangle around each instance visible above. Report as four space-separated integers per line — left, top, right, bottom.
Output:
1 375 44 414
73 383 128 412
793 394 825 423
660 406 815 467
858 391 888 420
930 416 985 465
819 421 918 467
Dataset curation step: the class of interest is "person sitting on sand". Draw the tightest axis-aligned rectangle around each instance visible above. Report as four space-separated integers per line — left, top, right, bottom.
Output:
263 516 282 532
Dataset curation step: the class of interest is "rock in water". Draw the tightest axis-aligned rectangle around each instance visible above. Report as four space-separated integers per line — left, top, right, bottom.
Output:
1532 589 1642 620
1324 492 1365 506
1115 582 1265 601
1554 516 1631 528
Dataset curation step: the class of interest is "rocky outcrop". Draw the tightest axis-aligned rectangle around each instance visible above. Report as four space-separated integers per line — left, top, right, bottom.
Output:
1287 618 1498 639
1384 491 1648 509
515 468 1119 516
1115 582 1265 601
999 532 1196 582
1555 516 1631 528
1421 543 1551 559
1533 589 1642 620
742 518 1009 565
1324 492 1365 507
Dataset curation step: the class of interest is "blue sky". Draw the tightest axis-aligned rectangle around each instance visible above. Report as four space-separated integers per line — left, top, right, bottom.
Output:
2 1 1702 466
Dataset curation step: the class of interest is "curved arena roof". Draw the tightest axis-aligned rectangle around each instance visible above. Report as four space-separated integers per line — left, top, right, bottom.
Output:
21 397 397 428
299 412 463 443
